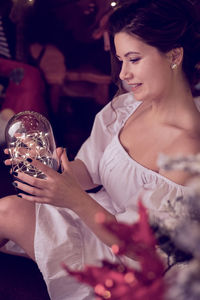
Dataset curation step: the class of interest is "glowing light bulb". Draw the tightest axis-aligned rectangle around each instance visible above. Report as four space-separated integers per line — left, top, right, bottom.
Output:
111 1 117 7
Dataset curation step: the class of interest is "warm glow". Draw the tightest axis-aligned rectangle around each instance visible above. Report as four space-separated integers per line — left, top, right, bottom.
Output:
111 1 117 7
27 0 35 5
111 244 119 254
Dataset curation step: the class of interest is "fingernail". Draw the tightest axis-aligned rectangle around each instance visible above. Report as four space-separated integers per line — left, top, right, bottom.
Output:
12 171 18 177
12 181 18 187
17 194 22 198
27 158 32 162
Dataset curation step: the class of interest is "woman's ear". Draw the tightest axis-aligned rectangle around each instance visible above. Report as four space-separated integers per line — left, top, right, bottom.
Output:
167 47 184 67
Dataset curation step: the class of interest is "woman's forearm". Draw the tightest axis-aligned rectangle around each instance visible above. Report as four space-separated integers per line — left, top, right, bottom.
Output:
73 190 120 248
70 159 99 190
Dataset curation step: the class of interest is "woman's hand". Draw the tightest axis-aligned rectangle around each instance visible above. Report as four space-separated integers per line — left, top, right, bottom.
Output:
12 149 87 210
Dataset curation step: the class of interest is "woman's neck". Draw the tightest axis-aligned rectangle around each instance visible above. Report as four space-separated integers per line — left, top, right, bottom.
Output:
149 79 197 129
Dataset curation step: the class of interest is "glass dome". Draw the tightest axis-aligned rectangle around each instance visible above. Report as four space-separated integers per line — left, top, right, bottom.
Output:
5 111 58 179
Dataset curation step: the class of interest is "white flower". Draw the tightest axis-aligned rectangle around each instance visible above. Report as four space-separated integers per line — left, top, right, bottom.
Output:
157 153 200 174
166 260 200 300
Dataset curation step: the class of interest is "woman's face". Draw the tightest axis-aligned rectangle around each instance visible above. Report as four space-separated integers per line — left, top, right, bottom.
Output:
114 32 174 102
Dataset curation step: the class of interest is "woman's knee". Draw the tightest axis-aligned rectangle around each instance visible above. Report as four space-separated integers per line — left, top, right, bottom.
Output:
0 195 23 245
0 195 20 223
0 195 35 245
0 195 32 221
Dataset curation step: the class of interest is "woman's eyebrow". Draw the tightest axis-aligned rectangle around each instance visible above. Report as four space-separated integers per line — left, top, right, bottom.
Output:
124 51 140 57
116 51 140 59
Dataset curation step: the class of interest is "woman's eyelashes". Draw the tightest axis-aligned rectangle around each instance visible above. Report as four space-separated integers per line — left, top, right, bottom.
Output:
130 57 141 63
116 55 142 68
116 57 141 64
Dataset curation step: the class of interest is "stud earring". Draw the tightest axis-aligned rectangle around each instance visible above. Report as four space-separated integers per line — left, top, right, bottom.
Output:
171 63 177 70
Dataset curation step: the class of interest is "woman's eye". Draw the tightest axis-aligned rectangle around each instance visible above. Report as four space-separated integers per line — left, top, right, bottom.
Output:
130 58 141 63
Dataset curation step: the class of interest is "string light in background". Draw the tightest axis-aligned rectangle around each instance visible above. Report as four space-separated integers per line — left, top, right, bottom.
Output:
27 0 35 4
110 1 117 7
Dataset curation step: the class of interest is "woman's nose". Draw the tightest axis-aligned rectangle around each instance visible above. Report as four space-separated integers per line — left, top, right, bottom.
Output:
119 62 133 81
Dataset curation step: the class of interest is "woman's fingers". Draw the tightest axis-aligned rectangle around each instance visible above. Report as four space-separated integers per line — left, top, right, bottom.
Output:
14 171 47 189
4 148 9 155
10 158 61 197
4 158 12 166
4 148 12 166
18 193 47 203
56 147 64 161
55 147 64 171
25 158 57 178
60 149 70 171
14 180 43 197
4 147 22 166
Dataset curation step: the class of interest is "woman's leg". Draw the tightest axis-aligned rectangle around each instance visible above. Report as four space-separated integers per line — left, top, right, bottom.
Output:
0 195 36 260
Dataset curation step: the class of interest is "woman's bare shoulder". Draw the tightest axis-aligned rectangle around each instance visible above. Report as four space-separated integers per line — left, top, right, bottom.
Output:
170 130 200 156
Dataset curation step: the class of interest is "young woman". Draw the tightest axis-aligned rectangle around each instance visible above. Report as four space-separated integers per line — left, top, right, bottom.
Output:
1 0 200 299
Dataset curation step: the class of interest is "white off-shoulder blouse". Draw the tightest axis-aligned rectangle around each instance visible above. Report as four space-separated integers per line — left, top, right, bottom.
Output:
7 92 192 300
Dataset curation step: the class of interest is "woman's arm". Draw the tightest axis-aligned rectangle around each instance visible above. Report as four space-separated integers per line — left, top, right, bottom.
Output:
69 158 99 191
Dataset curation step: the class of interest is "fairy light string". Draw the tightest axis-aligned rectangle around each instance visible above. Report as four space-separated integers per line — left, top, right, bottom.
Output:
9 131 53 179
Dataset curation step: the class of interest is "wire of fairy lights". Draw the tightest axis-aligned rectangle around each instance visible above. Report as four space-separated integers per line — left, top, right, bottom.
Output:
9 131 54 179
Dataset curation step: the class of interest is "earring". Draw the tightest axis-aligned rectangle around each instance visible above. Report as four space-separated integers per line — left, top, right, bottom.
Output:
171 63 177 70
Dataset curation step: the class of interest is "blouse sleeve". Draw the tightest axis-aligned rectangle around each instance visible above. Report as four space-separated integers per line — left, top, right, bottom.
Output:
75 101 116 184
75 92 136 184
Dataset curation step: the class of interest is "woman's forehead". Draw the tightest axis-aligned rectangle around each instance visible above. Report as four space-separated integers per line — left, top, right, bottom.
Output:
114 32 157 56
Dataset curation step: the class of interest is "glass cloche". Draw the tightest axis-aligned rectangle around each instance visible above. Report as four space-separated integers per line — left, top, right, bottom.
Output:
5 111 58 178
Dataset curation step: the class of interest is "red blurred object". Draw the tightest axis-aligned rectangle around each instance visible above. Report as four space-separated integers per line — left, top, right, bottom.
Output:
63 201 166 300
0 57 49 117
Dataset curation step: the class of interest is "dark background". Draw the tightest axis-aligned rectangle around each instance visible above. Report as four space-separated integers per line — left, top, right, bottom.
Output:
0 1 117 299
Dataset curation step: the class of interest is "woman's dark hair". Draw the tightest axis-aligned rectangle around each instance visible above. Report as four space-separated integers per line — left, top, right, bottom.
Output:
108 0 200 92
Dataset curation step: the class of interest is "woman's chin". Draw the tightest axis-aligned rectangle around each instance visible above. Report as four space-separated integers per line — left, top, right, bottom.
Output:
132 92 143 102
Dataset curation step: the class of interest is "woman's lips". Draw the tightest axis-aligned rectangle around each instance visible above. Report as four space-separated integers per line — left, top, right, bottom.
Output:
130 83 142 92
